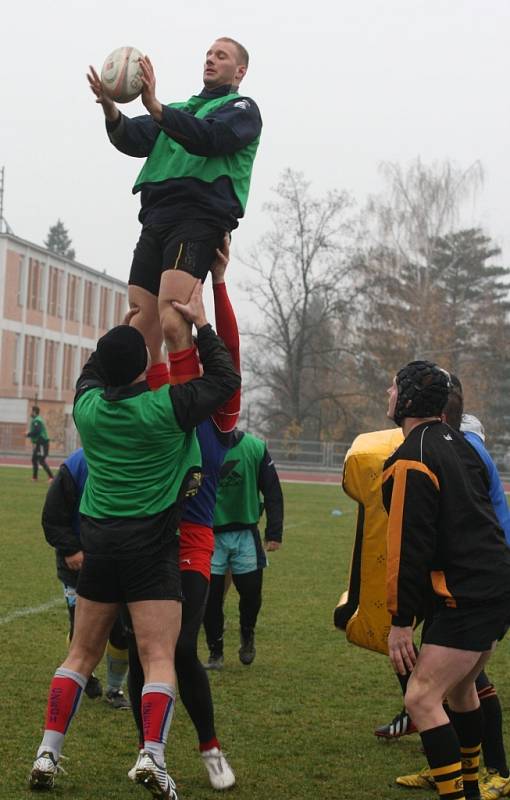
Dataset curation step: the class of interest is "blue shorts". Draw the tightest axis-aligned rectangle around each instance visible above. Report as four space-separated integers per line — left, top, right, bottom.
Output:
211 529 267 576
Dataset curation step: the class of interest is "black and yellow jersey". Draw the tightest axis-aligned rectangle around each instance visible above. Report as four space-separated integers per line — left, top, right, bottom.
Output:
382 421 510 627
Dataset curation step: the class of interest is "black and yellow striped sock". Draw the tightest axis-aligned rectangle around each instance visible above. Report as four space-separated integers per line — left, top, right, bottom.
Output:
421 723 466 799
449 708 483 799
460 745 480 798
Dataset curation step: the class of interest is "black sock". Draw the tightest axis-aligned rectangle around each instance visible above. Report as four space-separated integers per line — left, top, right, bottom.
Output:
449 708 482 799
478 684 509 777
420 723 465 799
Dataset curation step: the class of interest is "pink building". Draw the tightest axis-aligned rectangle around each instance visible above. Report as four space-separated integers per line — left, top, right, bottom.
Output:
0 232 128 454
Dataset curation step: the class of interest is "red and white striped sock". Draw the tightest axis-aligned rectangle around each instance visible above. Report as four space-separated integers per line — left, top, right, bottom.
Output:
37 667 87 758
142 683 176 765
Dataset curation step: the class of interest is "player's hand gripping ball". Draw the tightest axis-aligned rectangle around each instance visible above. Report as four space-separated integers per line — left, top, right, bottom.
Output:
101 46 143 103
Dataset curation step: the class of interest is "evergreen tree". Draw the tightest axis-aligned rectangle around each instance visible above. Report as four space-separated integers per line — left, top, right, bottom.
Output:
356 228 510 444
44 219 75 260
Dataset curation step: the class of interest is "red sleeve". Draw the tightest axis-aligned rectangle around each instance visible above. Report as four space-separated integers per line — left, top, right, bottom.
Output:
211 282 241 432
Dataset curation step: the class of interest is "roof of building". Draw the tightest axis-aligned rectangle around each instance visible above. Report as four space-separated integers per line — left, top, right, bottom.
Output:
0 232 127 289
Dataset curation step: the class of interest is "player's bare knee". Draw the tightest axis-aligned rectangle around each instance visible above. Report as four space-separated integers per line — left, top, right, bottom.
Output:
405 682 438 719
161 306 192 352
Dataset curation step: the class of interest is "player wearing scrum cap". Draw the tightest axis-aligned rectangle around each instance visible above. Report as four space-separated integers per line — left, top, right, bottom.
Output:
29 286 240 800
383 360 510 800
87 37 261 389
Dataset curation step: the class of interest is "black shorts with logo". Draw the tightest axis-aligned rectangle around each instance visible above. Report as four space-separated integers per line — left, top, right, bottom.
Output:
129 220 224 297
76 540 181 604
422 595 510 652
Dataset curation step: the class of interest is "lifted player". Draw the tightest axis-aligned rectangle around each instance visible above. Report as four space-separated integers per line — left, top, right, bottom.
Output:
87 37 261 382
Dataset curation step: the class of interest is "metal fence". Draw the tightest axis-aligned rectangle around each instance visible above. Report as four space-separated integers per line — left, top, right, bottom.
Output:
266 438 350 471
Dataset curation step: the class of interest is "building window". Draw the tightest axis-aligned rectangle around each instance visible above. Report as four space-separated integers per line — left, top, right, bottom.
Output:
43 340 59 389
48 266 63 317
83 280 95 326
62 344 77 391
66 274 80 322
17 256 25 306
23 335 40 387
80 347 93 370
27 258 43 311
114 291 126 325
99 286 110 329
12 334 21 384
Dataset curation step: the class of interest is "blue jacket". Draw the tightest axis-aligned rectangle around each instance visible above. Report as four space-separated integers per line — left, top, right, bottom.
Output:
464 431 510 546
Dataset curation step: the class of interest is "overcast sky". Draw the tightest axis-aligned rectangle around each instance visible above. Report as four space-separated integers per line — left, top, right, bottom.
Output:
1 0 509 326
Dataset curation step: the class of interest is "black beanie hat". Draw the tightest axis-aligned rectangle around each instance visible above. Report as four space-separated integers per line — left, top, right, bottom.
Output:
96 325 148 387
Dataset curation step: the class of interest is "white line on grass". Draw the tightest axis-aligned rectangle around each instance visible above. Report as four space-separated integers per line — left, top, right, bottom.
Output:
281 478 339 486
0 597 62 626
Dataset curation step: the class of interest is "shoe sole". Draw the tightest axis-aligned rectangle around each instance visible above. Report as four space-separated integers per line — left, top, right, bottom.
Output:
374 728 418 739
29 770 55 791
105 699 131 709
396 780 435 789
135 769 171 799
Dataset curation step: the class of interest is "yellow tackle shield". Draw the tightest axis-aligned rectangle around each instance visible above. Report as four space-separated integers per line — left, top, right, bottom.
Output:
334 428 404 654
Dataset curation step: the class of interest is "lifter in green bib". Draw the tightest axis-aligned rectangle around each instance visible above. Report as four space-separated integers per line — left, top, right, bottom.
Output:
29 287 241 799
87 37 261 386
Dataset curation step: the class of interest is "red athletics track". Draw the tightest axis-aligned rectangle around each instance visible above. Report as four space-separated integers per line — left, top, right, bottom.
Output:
0 455 340 483
2 456 509 491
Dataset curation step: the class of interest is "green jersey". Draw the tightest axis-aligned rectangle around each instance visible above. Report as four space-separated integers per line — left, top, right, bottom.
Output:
28 415 49 443
134 93 260 212
213 432 266 528
74 385 201 519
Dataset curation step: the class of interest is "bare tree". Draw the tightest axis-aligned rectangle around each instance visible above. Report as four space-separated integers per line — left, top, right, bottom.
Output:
365 158 483 358
242 169 361 438
354 160 510 446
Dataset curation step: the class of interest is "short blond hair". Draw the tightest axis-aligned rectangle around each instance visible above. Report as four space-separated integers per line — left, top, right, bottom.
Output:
216 37 249 67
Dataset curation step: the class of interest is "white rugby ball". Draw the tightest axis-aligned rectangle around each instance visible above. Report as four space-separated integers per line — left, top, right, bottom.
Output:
101 46 143 103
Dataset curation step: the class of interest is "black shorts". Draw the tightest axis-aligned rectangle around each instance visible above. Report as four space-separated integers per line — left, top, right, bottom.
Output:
422 596 510 652
129 221 224 297
76 542 181 604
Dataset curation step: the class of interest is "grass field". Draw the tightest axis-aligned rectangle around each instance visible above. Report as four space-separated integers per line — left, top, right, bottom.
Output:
2 466 510 800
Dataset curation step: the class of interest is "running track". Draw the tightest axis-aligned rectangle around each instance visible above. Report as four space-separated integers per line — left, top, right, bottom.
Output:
0 454 339 484
2 455 509 490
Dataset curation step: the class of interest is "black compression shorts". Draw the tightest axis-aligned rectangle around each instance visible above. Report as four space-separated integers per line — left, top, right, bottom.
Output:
129 221 224 297
76 541 181 603
422 596 510 652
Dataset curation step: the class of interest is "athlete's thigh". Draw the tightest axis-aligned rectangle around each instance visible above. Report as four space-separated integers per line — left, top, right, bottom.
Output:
70 595 120 657
129 226 164 297
128 598 182 659
211 534 231 576
410 643 486 701
448 647 495 706
128 284 163 359
230 531 258 575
